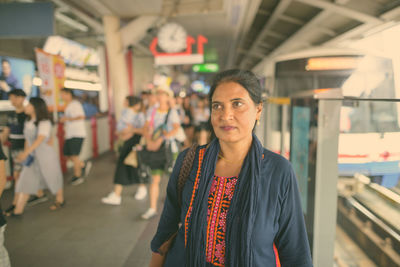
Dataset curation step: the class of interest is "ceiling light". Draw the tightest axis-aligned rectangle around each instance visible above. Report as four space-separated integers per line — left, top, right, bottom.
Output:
64 80 101 91
55 11 89 32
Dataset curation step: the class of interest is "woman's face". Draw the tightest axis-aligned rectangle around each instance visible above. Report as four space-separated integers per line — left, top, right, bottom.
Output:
25 103 35 116
211 82 262 144
132 103 141 112
156 91 169 104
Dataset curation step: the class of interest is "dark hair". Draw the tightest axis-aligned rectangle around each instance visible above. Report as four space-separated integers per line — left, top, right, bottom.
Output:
208 69 263 105
61 88 74 97
126 96 142 107
207 69 263 140
29 97 51 125
1 58 10 65
8 89 26 97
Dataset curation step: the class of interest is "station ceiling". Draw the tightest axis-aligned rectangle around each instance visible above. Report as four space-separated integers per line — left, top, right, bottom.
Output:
3 0 400 70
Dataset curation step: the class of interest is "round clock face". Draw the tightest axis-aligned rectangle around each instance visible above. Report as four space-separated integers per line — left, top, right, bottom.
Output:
157 23 187 53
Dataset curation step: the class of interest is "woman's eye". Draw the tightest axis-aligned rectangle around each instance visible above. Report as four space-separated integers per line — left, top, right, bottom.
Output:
212 103 222 110
233 101 243 108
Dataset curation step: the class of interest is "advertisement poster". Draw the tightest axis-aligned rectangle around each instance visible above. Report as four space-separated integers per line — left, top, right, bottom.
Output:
0 56 35 101
291 106 311 214
35 48 65 111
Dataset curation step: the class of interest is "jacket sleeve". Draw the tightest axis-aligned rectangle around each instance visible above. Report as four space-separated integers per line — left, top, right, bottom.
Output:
150 149 189 253
274 164 313 267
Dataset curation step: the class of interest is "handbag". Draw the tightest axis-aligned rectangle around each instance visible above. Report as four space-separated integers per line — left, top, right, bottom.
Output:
139 110 173 171
123 149 138 167
149 143 199 267
175 126 186 143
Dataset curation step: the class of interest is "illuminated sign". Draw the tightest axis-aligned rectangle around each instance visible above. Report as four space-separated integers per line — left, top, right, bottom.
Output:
306 57 359 71
150 35 208 66
192 63 219 73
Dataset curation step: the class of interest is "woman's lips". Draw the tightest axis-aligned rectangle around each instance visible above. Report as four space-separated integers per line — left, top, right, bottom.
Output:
220 126 236 131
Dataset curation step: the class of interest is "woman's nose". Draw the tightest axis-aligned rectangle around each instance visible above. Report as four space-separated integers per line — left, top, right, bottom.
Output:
221 106 234 121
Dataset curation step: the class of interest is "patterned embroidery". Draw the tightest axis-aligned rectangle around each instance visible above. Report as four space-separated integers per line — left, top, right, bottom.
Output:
184 147 205 246
205 175 238 266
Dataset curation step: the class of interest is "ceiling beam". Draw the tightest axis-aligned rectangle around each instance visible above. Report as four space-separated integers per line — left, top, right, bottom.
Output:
240 0 293 68
265 30 287 40
226 0 262 68
83 0 114 16
316 27 336 37
258 8 271 16
51 0 104 33
252 10 332 71
120 15 159 49
279 14 305 25
295 0 383 24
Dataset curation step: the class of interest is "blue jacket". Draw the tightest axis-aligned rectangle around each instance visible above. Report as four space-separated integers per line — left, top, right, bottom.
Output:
151 146 313 267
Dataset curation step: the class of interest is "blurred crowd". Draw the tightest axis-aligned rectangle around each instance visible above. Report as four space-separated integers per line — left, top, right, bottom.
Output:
0 84 211 265
102 85 211 219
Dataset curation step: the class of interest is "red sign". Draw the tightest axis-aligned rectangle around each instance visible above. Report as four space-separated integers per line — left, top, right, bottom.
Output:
150 35 208 65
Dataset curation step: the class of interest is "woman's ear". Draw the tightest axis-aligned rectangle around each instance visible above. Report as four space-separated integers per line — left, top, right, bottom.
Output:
256 103 263 120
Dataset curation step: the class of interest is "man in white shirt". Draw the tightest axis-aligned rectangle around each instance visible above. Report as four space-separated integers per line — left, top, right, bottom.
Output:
60 88 91 185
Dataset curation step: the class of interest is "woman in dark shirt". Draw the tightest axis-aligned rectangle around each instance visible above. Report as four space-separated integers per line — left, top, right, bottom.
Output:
150 69 312 266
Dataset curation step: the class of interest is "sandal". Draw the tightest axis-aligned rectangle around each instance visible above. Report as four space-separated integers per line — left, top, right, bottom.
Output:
5 212 22 218
3 205 15 215
49 201 65 211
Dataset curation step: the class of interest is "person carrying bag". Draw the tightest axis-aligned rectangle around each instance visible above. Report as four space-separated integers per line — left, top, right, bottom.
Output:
138 109 173 172
140 86 181 220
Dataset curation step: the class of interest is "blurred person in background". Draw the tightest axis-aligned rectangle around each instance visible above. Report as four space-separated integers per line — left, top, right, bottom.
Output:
0 58 20 100
192 95 210 146
2 89 47 216
182 96 194 147
102 96 146 205
7 97 65 216
81 93 99 118
141 86 180 220
0 143 11 266
60 88 92 186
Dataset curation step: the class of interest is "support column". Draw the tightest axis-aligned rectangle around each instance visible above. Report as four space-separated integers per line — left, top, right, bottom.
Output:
103 15 129 120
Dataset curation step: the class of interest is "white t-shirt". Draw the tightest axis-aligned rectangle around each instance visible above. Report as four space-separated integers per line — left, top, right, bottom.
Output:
37 120 52 139
64 100 86 139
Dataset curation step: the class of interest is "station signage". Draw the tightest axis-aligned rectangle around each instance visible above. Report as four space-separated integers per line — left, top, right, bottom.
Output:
192 63 219 73
150 35 208 66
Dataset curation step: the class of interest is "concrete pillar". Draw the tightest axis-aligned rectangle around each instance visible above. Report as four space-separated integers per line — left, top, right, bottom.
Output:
102 15 129 120
133 52 155 93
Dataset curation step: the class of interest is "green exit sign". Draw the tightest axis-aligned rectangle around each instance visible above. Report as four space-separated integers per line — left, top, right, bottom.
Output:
192 63 219 73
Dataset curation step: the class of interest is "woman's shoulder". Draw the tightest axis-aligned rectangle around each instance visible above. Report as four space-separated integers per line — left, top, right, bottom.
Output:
176 144 207 164
261 148 294 176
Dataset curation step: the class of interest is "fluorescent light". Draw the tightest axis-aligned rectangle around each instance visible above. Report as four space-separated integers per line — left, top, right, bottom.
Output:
64 80 101 91
55 11 89 32
33 77 101 91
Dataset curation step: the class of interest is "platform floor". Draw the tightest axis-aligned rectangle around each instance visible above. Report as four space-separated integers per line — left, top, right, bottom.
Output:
1 152 379 267
2 152 164 267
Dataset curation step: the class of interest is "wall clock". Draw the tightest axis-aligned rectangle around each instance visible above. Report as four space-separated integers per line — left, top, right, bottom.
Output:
157 23 187 53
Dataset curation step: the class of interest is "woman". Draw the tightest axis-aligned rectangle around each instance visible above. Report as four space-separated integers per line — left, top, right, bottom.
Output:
7 97 64 216
150 70 312 266
141 86 180 220
102 96 145 205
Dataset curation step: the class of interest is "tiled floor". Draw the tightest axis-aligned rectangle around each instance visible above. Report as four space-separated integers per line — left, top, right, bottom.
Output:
2 152 165 267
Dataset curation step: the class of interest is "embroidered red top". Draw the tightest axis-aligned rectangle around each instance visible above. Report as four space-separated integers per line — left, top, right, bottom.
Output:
205 175 238 266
